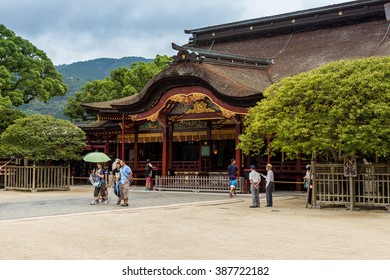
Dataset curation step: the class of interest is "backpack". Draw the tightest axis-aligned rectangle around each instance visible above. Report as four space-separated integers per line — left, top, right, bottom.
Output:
145 164 152 177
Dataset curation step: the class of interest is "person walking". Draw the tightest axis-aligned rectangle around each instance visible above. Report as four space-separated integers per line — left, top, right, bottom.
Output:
261 163 274 207
144 159 153 191
303 164 313 206
227 159 238 197
90 163 108 205
249 165 261 208
112 162 121 205
119 159 132 207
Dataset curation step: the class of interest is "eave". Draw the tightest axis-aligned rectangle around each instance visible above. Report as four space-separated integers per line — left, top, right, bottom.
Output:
185 0 388 46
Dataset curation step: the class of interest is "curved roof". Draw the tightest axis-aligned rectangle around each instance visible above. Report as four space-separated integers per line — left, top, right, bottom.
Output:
82 0 390 116
82 59 268 114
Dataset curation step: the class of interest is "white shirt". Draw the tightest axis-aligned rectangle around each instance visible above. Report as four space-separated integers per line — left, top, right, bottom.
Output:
264 169 274 187
249 170 261 183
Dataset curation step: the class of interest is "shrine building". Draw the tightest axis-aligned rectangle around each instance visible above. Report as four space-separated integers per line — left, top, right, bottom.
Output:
80 0 390 190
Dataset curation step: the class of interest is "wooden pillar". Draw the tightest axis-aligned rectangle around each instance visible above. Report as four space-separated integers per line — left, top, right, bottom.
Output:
235 121 242 177
121 113 125 159
168 124 173 171
159 116 172 176
104 135 109 155
133 125 139 178
162 124 169 176
116 139 120 159
206 121 212 172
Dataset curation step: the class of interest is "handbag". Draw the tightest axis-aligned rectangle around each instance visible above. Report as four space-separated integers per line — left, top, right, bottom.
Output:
303 180 309 189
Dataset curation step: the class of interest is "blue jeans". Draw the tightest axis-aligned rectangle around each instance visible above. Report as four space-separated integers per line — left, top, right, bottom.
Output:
114 181 120 197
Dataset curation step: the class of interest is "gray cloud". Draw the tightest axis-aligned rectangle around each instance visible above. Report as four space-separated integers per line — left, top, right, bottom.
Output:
0 0 349 64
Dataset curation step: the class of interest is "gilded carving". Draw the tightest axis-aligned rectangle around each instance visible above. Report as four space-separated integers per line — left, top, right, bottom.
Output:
220 108 236 119
186 101 216 114
167 115 182 125
130 115 138 121
147 111 160 122
169 93 207 105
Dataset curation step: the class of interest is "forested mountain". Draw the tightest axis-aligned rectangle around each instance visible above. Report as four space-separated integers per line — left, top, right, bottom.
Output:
19 56 153 119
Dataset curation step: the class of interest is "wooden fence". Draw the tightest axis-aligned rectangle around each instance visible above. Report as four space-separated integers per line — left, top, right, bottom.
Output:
2 165 71 191
313 163 390 209
155 175 244 193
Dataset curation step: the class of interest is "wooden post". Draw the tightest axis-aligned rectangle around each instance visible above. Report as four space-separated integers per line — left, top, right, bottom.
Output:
67 165 71 190
4 166 7 190
104 135 109 155
167 124 173 172
24 157 28 191
235 121 242 177
133 125 139 179
343 154 358 211
121 113 125 159
350 177 355 211
206 121 212 172
162 123 168 176
32 164 36 192
311 159 317 207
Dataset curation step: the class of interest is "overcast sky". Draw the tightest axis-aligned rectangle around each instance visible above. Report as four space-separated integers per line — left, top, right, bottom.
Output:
1 0 352 65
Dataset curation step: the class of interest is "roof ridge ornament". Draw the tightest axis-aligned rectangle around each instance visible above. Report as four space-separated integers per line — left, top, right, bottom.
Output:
172 48 205 64
171 42 273 68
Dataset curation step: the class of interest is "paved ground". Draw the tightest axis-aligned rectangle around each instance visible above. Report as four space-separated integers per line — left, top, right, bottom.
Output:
0 186 389 260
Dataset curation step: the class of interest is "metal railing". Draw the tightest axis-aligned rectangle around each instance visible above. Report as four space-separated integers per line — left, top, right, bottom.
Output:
314 163 390 208
3 165 71 191
155 175 244 193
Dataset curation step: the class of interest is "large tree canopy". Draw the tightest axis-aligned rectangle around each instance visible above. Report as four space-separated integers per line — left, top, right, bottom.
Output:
64 55 171 120
0 115 86 162
239 56 390 162
0 107 26 135
0 24 67 107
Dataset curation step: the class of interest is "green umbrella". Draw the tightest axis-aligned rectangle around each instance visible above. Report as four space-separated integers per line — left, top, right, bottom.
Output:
83 152 111 163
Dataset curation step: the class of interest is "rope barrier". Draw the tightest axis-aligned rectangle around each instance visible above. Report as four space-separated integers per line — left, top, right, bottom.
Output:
274 181 303 184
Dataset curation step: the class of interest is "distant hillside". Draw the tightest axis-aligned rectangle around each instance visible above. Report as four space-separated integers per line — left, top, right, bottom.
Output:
19 56 153 119
57 56 153 81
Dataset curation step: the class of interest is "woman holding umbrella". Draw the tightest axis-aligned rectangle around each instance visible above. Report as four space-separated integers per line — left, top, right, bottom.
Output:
84 151 111 205
91 163 108 205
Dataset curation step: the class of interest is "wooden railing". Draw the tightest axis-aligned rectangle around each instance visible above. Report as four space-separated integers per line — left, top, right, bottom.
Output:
155 175 244 193
314 163 390 209
3 165 71 191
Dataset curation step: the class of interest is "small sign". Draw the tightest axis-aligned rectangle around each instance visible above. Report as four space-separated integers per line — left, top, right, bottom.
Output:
343 154 357 177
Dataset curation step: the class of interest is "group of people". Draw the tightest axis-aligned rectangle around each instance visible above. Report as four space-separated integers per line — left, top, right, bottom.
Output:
227 159 275 208
90 159 133 207
89 157 312 209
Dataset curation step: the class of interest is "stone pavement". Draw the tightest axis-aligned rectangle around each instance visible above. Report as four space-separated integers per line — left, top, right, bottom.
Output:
0 185 303 221
1 186 390 260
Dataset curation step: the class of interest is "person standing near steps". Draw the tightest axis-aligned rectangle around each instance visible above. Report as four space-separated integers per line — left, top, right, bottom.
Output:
119 159 132 207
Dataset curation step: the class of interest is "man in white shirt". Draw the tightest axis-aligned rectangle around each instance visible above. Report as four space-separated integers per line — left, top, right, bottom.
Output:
249 165 261 208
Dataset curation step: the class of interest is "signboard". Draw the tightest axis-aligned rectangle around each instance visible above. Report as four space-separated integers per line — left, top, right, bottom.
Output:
201 145 210 157
343 154 357 177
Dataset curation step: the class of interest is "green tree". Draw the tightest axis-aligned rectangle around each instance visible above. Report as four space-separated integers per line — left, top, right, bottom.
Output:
64 55 171 120
0 24 67 106
0 115 86 163
238 56 390 162
0 107 26 134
